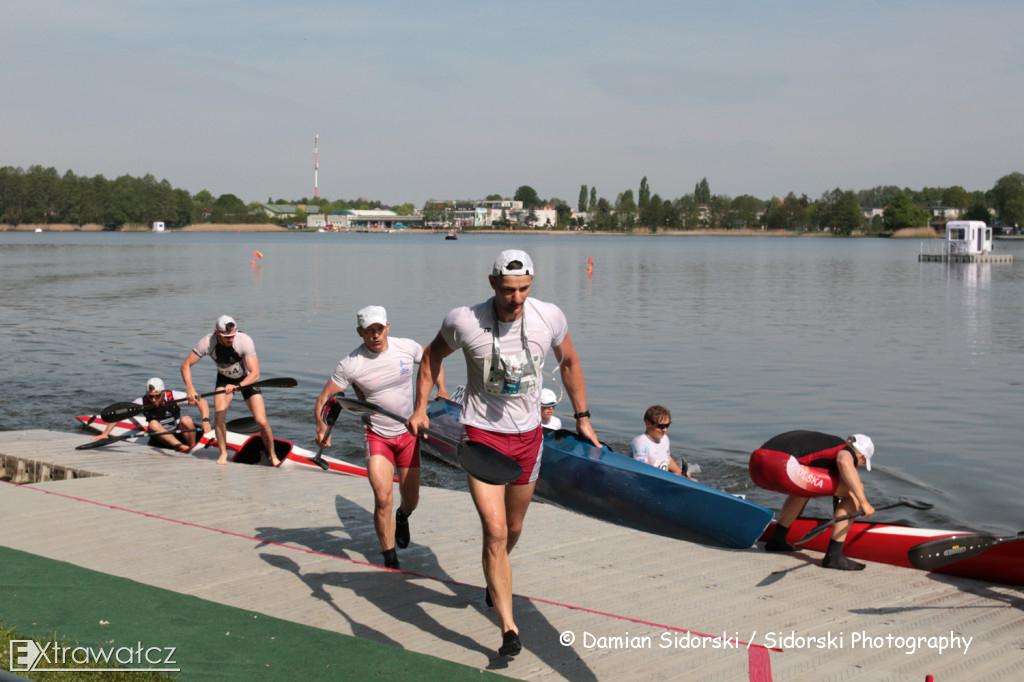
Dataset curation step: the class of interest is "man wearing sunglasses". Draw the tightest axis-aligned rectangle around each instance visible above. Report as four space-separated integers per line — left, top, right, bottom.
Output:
630 405 692 478
92 377 210 452
181 315 278 466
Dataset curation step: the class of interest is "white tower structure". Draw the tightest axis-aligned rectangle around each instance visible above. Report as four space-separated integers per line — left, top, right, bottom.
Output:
313 133 319 199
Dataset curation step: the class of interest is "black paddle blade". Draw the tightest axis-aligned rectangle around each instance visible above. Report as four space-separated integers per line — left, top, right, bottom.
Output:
895 496 934 511
100 402 146 422
309 455 331 471
334 396 377 416
225 417 260 434
76 430 143 450
907 533 1021 570
255 377 298 388
458 440 523 485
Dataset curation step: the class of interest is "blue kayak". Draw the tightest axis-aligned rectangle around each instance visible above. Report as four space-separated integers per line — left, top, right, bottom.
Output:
423 398 774 549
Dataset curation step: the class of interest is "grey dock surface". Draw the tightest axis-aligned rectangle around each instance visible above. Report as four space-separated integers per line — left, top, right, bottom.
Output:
2 430 1022 680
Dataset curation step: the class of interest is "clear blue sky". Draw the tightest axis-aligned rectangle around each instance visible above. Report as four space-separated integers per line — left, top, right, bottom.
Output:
4 1 1022 206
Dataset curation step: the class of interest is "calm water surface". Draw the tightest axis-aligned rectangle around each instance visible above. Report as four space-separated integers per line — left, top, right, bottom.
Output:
2 231 1022 535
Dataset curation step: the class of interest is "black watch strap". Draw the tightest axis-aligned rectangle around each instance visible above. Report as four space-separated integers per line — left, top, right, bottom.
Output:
573 410 591 420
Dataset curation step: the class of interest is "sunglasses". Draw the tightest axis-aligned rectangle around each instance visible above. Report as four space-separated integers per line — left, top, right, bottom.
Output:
651 422 670 430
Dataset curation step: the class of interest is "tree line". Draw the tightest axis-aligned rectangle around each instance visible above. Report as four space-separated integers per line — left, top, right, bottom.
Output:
4 164 1024 235
0 166 409 228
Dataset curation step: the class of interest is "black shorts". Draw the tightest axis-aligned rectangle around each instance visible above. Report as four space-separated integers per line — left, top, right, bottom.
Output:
216 373 262 401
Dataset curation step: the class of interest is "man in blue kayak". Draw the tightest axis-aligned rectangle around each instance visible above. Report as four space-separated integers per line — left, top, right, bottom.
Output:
630 405 693 478
408 248 600 658
750 430 876 570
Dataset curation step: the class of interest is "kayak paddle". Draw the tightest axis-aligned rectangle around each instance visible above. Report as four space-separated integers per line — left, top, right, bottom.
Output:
794 496 934 544
99 377 298 422
907 532 1024 570
334 396 523 485
309 395 343 471
78 416 259 450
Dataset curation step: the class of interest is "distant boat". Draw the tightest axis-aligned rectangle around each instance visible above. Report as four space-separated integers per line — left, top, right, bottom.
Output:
445 230 458 240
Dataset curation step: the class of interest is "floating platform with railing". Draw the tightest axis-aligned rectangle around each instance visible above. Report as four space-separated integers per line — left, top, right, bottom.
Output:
919 220 1013 263
919 252 1013 263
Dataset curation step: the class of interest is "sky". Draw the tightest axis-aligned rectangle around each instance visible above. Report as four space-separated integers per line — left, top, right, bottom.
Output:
3 1 1023 207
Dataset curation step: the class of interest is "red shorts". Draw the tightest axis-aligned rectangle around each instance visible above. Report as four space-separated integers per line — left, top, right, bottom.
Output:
365 427 420 469
464 424 543 486
749 448 840 497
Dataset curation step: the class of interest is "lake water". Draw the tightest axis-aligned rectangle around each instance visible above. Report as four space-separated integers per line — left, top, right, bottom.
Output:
2 230 1022 535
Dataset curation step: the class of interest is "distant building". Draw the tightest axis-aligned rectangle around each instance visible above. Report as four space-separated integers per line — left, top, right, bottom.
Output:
928 206 962 220
259 204 320 220
327 209 422 231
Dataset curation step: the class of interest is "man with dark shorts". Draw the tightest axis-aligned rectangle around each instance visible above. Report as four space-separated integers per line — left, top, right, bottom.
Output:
93 377 210 452
181 315 278 465
408 249 600 658
314 305 447 570
750 430 876 570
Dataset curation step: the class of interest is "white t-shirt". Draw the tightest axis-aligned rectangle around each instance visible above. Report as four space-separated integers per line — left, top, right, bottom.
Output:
631 433 673 471
542 415 562 431
191 332 258 380
441 297 568 434
330 337 422 438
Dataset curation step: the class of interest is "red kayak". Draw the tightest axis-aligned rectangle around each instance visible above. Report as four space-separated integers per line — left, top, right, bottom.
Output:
75 414 373 479
763 519 1023 586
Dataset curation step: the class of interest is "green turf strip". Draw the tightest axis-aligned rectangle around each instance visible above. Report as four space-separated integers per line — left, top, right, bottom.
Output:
0 546 500 680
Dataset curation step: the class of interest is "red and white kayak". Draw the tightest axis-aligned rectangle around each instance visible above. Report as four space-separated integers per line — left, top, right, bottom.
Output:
75 414 371 479
762 518 1024 586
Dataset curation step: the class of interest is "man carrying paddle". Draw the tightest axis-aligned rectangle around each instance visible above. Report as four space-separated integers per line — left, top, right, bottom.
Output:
313 305 447 570
408 249 600 658
181 315 279 466
750 431 876 570
93 377 210 452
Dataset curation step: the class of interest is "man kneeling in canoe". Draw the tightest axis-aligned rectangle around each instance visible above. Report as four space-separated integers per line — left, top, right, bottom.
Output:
750 431 875 570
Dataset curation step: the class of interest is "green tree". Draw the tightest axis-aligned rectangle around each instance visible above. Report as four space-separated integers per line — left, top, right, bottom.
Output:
729 195 763 229
615 190 637 230
514 185 541 209
941 185 970 209
578 185 588 214
694 177 711 204
992 172 1024 228
638 176 650 219
816 188 864 235
589 186 597 212
883 191 929 231
962 199 992 224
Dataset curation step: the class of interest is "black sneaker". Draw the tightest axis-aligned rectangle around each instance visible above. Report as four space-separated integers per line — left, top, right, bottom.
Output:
498 630 521 657
382 548 400 570
395 508 411 549
821 553 865 571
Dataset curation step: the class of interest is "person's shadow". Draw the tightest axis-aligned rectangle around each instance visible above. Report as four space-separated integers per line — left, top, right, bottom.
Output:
253 495 599 676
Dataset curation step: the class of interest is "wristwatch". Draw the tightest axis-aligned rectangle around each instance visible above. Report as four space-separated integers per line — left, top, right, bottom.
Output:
573 410 591 420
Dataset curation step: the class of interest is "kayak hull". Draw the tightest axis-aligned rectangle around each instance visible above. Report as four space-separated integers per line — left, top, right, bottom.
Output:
764 519 1024 585
422 398 774 549
75 414 371 479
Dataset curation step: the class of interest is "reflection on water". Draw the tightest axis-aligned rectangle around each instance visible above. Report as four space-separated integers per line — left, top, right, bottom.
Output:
2 231 1023 534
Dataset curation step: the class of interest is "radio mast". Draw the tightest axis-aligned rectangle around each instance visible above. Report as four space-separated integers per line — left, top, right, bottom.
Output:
313 133 319 199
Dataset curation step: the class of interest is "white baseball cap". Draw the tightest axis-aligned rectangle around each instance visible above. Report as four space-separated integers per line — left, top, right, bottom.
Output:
216 315 237 335
540 388 558 406
492 249 534 276
849 434 874 471
147 377 165 393
357 305 388 328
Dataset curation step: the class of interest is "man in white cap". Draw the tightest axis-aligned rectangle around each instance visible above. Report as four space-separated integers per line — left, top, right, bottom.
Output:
408 248 600 657
93 377 210 452
749 430 876 570
540 388 561 430
314 305 447 570
181 315 278 465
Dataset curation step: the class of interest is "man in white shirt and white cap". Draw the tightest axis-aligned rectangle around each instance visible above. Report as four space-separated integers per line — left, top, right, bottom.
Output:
540 388 561 430
408 248 599 657
314 305 447 570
